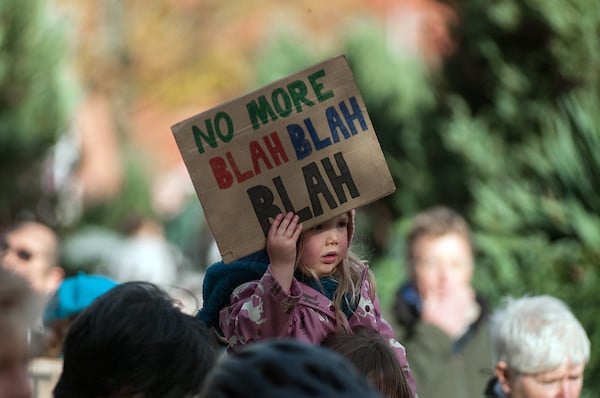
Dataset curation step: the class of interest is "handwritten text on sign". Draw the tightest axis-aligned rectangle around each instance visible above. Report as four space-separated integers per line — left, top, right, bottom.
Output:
172 55 395 263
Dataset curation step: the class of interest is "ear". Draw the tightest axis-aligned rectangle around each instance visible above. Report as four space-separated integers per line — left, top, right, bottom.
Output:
45 266 65 294
495 361 513 395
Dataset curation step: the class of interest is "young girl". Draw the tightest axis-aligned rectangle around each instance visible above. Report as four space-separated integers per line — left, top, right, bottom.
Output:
218 210 417 395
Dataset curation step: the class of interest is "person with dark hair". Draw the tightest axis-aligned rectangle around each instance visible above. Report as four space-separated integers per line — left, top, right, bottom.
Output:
1 221 66 359
390 206 493 398
200 338 384 398
53 281 218 398
1 221 64 296
323 326 414 398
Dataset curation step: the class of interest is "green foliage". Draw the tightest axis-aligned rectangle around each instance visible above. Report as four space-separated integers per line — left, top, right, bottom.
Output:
0 0 79 223
254 3 600 391
433 0 600 391
371 216 412 317
253 29 319 86
461 90 600 388
342 23 457 215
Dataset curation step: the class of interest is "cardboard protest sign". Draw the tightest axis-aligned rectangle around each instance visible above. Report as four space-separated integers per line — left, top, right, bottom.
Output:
172 54 395 263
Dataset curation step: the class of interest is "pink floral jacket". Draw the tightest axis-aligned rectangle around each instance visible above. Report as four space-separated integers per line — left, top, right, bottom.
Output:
219 265 417 394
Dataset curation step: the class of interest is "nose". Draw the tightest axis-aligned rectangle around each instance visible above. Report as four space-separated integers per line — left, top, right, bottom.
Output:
558 379 573 398
325 230 338 245
437 261 451 280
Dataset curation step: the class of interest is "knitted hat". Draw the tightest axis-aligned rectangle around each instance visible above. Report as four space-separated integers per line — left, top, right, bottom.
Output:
43 273 118 324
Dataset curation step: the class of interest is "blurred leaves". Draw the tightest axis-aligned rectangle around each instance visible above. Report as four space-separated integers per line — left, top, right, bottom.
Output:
0 0 79 223
435 0 600 388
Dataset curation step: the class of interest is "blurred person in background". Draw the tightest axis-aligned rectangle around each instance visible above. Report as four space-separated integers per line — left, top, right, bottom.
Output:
484 295 590 398
28 273 119 398
41 273 119 357
1 221 65 359
390 206 493 398
0 221 65 297
0 267 42 398
106 217 179 285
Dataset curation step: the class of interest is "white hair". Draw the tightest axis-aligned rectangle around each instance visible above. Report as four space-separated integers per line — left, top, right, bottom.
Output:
490 295 590 374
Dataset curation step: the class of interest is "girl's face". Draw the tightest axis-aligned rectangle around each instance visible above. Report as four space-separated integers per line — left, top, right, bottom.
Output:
299 214 350 277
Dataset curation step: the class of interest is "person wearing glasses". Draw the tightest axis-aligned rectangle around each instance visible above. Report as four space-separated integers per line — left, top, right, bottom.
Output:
1 221 65 361
1 221 64 296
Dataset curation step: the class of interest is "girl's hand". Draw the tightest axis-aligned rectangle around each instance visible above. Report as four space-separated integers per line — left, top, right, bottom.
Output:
267 212 302 292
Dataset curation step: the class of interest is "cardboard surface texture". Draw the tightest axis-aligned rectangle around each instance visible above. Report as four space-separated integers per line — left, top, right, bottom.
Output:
172 54 395 263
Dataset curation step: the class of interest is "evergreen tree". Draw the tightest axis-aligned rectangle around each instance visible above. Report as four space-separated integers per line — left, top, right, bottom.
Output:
343 22 468 217
0 0 79 224
429 1 600 393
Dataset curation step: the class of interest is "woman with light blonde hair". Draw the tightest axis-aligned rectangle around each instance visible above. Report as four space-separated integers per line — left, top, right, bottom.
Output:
485 295 590 398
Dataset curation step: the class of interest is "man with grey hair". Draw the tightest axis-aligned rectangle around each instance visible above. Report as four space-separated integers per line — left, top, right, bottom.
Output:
485 295 590 398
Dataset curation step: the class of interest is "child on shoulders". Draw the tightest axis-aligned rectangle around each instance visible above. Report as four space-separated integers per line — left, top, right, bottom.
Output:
200 210 417 395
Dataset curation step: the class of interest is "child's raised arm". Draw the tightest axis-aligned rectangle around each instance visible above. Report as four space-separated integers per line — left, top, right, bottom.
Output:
266 212 302 293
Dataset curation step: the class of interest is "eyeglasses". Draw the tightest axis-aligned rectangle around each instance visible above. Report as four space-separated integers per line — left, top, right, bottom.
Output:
0 240 33 261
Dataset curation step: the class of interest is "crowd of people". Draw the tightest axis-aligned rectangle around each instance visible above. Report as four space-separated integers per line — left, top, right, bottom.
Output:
0 206 592 398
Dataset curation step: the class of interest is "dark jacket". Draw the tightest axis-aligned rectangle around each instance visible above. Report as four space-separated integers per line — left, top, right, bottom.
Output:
197 250 271 334
484 377 508 398
390 283 494 398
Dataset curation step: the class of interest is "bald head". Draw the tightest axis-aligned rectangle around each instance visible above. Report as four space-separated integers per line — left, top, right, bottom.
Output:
1 222 64 294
